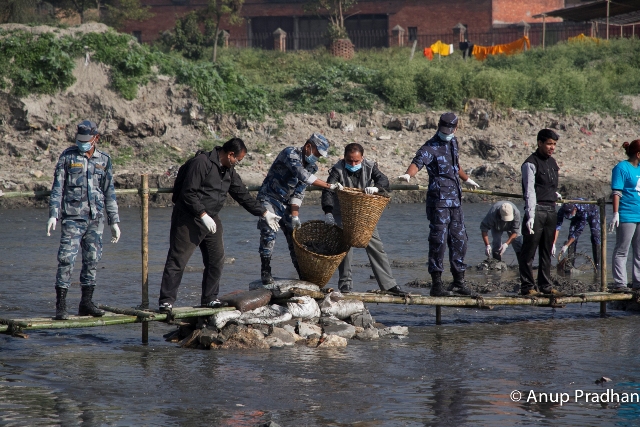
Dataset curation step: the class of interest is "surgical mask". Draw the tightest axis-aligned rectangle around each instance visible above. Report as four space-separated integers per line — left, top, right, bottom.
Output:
305 154 318 164
567 214 575 219
76 141 92 152
345 163 362 172
438 131 454 141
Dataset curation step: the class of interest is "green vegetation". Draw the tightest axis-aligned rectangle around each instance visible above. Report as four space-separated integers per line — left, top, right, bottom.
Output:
1 27 640 118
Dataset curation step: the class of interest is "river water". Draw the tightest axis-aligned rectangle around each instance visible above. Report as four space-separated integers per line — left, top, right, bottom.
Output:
1 202 639 426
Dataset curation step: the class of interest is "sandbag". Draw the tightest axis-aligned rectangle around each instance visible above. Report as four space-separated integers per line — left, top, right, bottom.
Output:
237 304 292 325
320 292 365 320
286 296 321 319
220 288 272 312
249 279 321 299
212 310 242 329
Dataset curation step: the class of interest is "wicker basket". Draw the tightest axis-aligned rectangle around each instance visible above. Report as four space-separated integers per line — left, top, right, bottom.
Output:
330 38 354 59
336 187 391 248
293 220 350 288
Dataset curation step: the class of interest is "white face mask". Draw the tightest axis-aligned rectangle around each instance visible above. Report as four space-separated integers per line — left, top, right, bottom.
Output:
438 131 454 141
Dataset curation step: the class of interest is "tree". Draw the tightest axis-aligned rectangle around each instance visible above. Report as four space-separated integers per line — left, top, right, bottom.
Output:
103 0 152 29
305 0 357 40
201 0 244 63
0 0 55 24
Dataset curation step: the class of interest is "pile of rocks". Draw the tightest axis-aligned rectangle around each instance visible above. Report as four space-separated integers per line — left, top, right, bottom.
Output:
164 280 409 350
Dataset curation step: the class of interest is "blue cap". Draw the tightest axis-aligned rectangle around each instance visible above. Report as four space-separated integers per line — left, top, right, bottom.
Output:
561 203 576 217
76 120 99 142
308 133 329 157
438 112 458 135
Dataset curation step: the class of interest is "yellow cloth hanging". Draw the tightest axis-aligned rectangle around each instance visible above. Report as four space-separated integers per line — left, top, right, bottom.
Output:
568 33 600 43
430 40 451 56
472 36 531 61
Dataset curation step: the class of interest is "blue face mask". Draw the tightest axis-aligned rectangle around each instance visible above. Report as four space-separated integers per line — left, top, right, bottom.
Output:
345 163 362 172
438 131 454 141
305 154 318 164
77 141 93 152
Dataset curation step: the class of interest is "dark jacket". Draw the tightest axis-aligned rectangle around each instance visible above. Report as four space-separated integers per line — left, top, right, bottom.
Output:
176 147 266 218
321 158 390 215
522 150 559 206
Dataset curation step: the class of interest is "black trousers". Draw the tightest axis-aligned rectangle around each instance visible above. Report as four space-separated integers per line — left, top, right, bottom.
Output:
519 206 556 291
159 208 225 306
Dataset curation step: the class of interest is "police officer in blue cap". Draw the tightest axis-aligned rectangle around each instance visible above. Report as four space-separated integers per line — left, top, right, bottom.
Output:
47 120 121 320
398 112 479 296
552 200 601 271
258 133 343 284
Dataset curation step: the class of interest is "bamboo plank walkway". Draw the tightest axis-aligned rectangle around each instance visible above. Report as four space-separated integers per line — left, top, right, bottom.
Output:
1 292 636 337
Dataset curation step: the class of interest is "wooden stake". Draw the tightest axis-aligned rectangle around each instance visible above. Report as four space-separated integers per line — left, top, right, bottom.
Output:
599 198 607 316
141 174 149 344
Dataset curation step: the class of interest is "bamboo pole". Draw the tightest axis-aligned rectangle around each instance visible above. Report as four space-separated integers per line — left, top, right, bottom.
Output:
599 198 608 316
542 15 546 49
435 306 442 324
290 288 634 307
606 0 610 40
140 175 149 344
0 315 139 330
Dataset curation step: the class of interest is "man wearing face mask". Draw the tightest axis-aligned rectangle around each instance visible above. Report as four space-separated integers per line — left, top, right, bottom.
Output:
321 143 406 296
398 112 479 297
552 200 601 271
158 138 280 313
258 133 343 284
47 120 120 320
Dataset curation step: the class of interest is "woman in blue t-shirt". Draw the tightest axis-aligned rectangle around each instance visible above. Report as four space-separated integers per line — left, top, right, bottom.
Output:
609 140 640 290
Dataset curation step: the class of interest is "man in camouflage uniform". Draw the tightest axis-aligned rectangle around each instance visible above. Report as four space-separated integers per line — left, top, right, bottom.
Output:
258 133 343 284
553 200 601 271
47 120 121 320
398 112 480 296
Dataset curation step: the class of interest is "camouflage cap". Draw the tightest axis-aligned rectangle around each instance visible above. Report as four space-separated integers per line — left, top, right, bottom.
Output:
308 133 329 157
438 112 458 135
76 120 99 142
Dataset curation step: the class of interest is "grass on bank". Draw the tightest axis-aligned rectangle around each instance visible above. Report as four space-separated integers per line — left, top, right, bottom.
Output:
1 27 639 118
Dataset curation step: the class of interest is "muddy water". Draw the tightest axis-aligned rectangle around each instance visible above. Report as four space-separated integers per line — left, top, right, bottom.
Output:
1 203 639 426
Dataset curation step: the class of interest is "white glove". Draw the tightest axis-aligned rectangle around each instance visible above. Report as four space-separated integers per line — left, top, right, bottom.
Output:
499 243 509 256
200 213 216 234
560 245 569 256
110 224 121 243
551 245 556 257
325 213 336 226
264 211 281 232
526 218 535 235
329 182 344 191
609 212 620 233
364 187 378 195
485 245 492 257
291 216 302 230
398 174 411 183
0 190 3 197
46 217 57 236
464 178 480 189
556 192 563 200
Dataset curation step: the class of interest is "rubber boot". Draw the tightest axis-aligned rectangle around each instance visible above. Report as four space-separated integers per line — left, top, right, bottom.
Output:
430 272 452 297
450 271 473 296
78 286 105 317
261 256 274 285
55 286 69 320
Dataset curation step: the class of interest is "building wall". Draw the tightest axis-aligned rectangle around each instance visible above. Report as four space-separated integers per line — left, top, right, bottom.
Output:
123 0 564 43
491 0 564 25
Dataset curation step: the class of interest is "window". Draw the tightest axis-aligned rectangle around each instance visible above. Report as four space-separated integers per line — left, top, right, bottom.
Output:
132 31 142 43
408 27 417 42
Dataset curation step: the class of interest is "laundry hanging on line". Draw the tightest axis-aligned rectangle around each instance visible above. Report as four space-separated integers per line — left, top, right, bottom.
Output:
568 33 600 43
472 36 530 61
430 40 454 57
423 47 434 61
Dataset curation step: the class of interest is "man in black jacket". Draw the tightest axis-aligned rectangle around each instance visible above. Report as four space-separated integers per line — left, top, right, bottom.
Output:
159 138 280 312
519 129 563 296
321 143 406 296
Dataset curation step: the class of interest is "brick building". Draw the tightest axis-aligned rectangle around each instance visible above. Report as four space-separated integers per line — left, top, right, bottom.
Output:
124 0 565 46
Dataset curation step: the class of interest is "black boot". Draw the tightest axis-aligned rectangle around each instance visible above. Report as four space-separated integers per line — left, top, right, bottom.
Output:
450 271 473 296
261 256 274 285
430 272 452 297
78 286 105 317
55 286 69 320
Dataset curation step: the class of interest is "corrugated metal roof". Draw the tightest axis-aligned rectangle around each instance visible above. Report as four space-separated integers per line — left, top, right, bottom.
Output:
534 0 640 25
